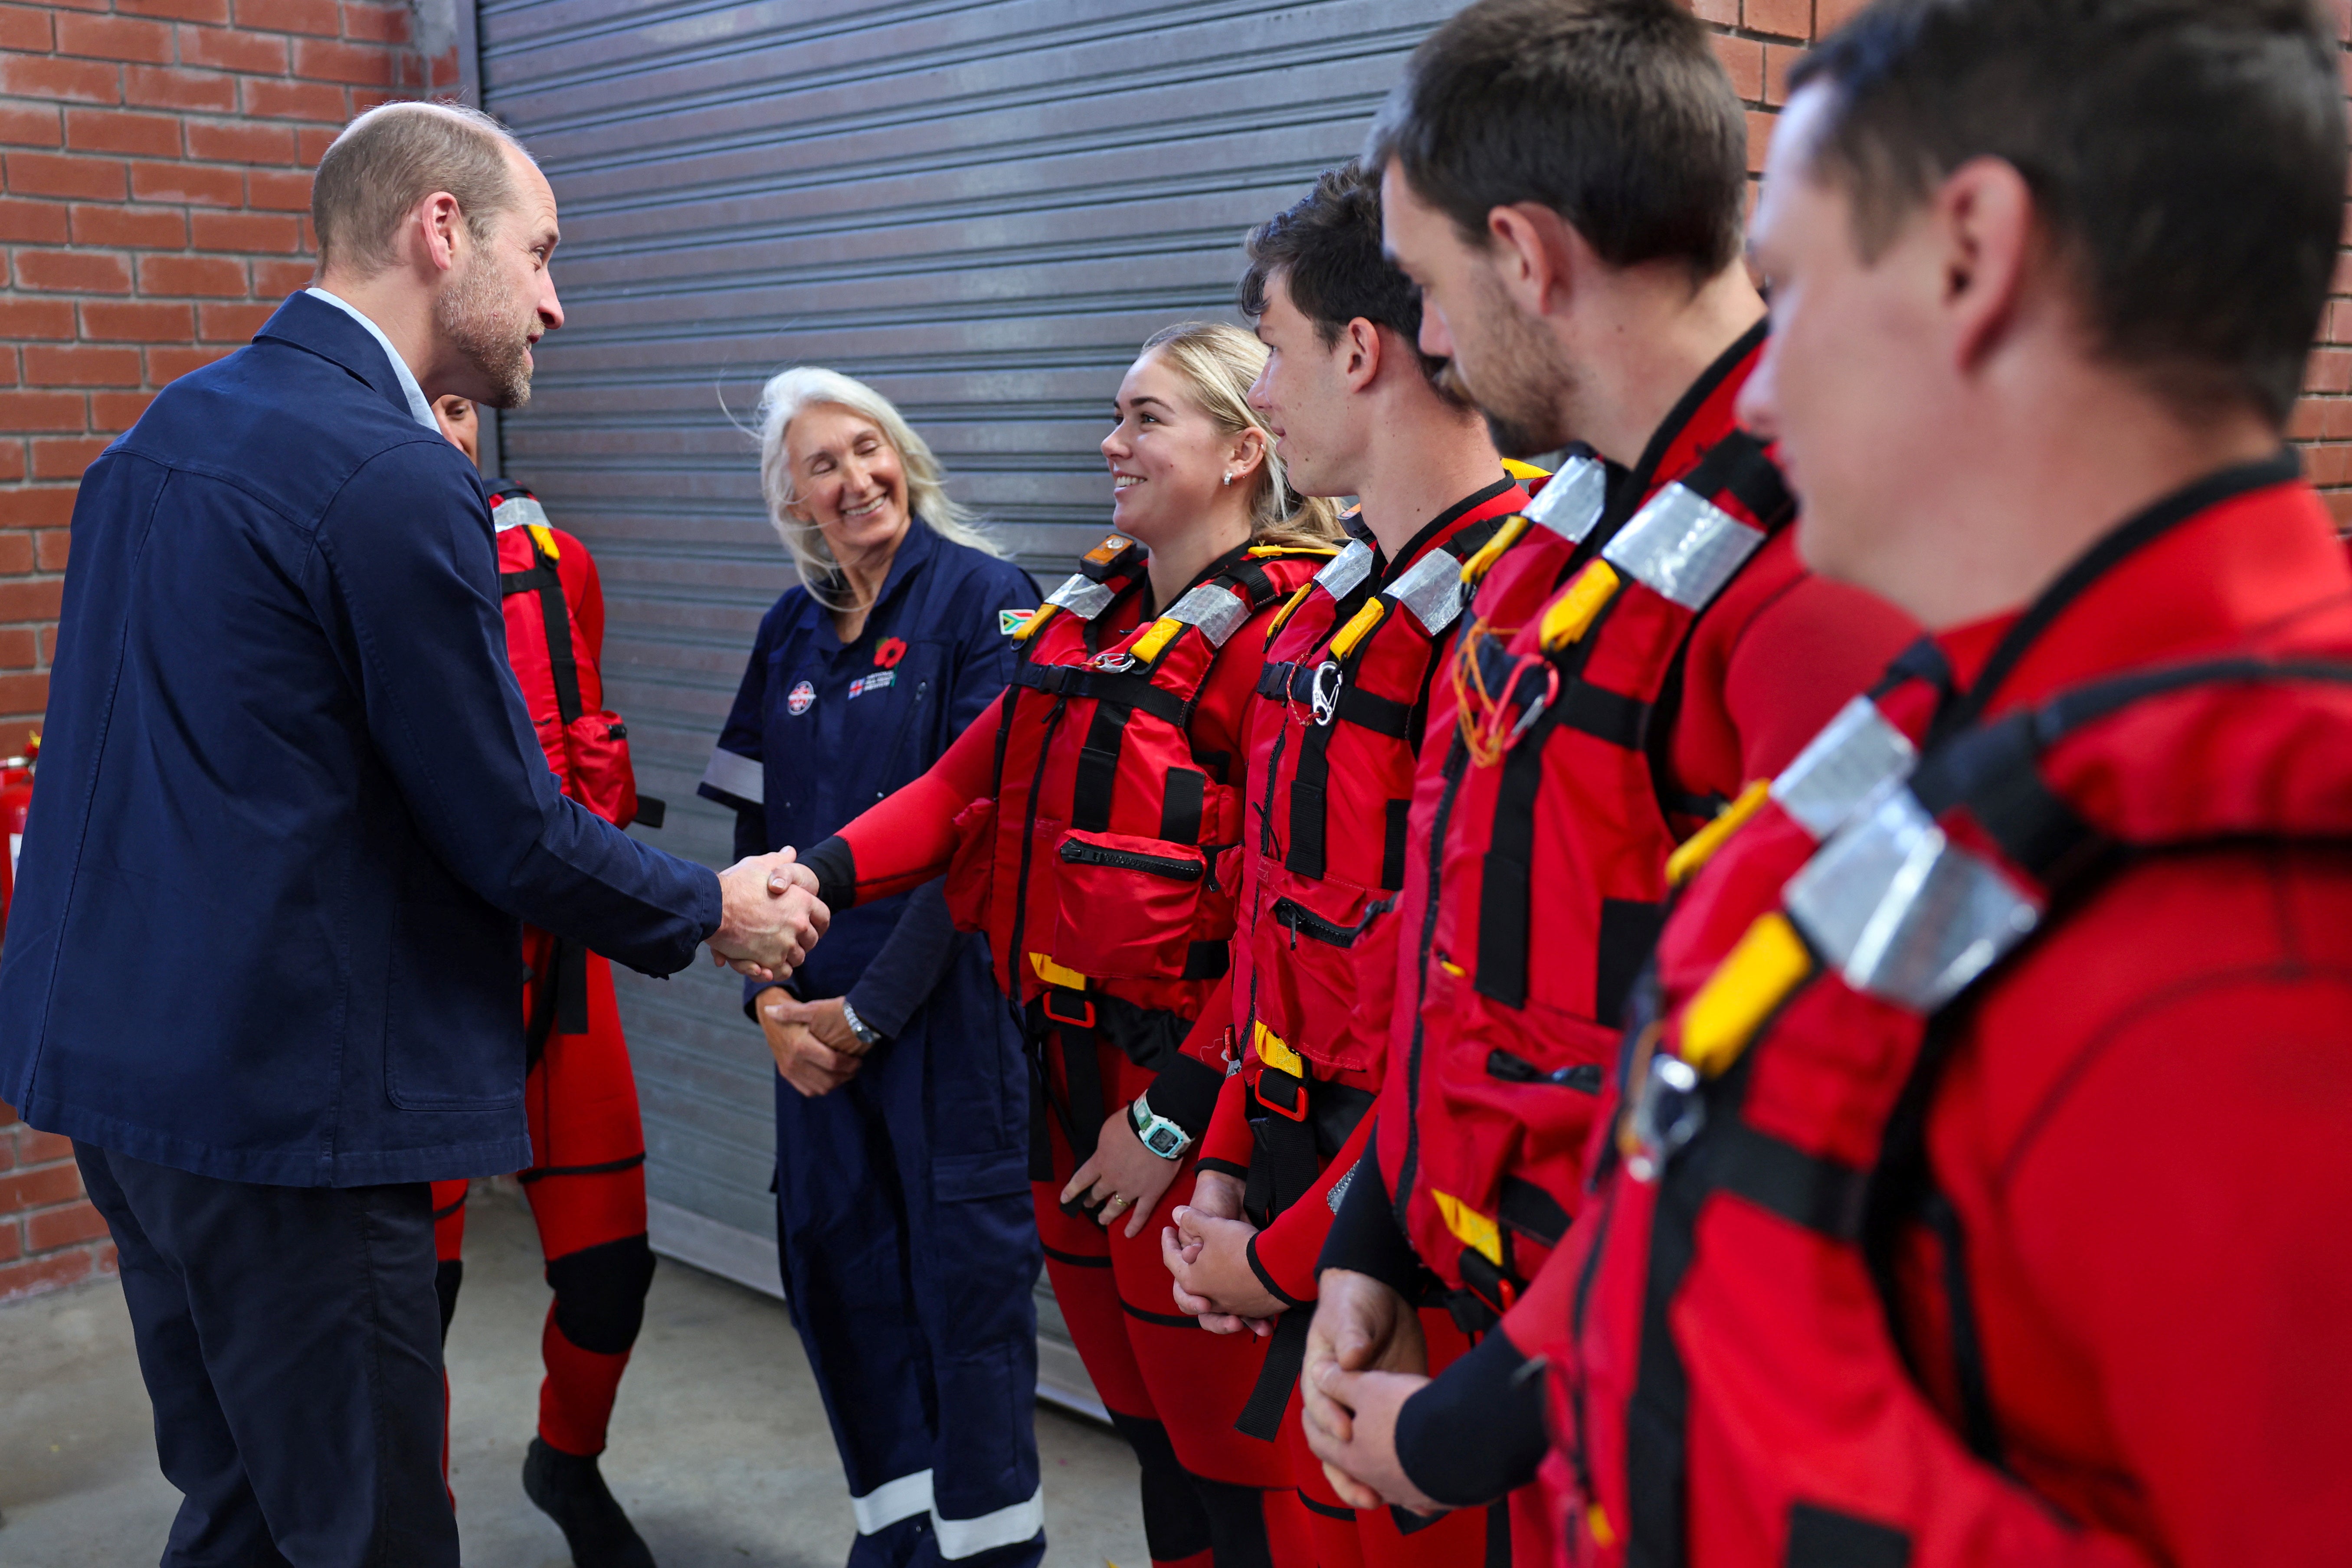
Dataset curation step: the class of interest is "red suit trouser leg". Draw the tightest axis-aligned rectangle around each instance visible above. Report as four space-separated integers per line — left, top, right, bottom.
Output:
1036 1028 1312 1567
431 930 655 1469
1275 1303 1502 1567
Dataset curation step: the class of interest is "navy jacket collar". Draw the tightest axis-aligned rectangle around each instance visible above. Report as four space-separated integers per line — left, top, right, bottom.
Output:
253 291 417 426
808 515 940 650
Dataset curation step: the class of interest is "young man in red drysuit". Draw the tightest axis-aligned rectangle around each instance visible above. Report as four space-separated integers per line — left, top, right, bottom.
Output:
1292 1 1915 1554
431 393 665 1568
1327 2 2352 1565
1153 161 1531 1567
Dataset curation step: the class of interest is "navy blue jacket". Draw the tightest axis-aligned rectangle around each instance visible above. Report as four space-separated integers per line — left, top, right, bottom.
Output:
698 517 1033 1024
0 293 721 1187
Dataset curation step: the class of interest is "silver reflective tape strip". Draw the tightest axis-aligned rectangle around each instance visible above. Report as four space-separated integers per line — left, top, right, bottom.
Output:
491 494 548 533
1325 1159 1356 1216
933 1487 1046 1559
1314 539 1376 600
1769 697 1918 840
1045 573 1116 620
698 746 764 807
1165 583 1249 647
1523 455 1606 542
1783 788 2042 1013
851 1470 935 1535
1390 546 1467 635
1602 483 1767 610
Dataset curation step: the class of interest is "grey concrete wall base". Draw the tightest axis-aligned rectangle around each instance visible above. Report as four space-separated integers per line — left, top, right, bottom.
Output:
645 1198 1109 1427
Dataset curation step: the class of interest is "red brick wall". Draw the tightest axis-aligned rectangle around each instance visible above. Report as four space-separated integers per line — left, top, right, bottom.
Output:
0 1094 113 1299
0 0 450 763
0 0 445 1302
1702 0 2352 526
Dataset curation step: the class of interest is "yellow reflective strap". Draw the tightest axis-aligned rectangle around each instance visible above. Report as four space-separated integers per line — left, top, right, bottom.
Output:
1011 604 1058 643
1679 911 1813 1078
1433 1190 1503 1267
1500 457 1551 482
1329 596 1388 658
1665 778 1773 888
1267 582 1316 639
1537 560 1621 652
526 522 560 560
1128 617 1182 664
1459 515 1532 585
1251 1019 1305 1079
1029 952 1089 991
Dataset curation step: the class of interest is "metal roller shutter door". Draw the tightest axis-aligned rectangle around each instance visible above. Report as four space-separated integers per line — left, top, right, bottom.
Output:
472 0 1461 1416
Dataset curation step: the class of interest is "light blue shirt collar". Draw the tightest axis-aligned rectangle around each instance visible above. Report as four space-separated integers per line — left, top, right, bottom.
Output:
303 286 437 432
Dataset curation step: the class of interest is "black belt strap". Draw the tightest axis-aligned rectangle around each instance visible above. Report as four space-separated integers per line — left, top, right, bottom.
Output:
1255 661 1416 738
498 525 583 726
1234 1306 1313 1441
1012 662 1193 729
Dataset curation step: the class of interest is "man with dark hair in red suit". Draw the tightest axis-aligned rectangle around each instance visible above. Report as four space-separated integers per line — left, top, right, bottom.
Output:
432 394 664 1568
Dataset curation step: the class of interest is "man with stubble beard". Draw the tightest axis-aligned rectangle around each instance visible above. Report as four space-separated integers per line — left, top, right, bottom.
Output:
0 101 828 1567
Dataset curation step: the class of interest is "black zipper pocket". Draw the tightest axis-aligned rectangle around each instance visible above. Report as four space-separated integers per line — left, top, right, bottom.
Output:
1058 838 1203 881
1487 1048 1603 1094
1271 895 1393 949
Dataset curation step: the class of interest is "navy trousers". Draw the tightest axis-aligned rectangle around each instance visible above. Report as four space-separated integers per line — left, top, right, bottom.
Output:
75 1143 454 1568
774 950 1045 1568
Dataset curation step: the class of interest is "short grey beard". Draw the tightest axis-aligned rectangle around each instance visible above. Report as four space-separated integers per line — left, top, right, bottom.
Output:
436 252 534 410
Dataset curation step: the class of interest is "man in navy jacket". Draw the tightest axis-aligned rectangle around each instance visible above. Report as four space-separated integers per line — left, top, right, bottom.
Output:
0 101 825 1566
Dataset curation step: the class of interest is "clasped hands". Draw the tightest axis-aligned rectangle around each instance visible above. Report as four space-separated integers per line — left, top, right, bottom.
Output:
707 848 830 984
1159 1173 1443 1515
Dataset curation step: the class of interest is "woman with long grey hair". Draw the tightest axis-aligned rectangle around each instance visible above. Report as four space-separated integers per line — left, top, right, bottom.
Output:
697 368 1049 1568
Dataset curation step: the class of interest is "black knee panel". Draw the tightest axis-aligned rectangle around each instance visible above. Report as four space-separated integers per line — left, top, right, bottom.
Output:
1107 1411 1212 1565
544 1232 655 1356
435 1258 465 1348
1188 1475 1275 1568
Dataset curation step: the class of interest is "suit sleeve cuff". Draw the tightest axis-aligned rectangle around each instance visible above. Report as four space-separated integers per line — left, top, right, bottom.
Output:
1146 1054 1224 1143
803 835 856 912
1392 1328 1548 1508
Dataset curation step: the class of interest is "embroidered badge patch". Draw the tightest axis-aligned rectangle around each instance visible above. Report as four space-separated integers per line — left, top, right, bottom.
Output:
874 637 907 669
848 670 896 700
786 679 816 715
999 609 1035 636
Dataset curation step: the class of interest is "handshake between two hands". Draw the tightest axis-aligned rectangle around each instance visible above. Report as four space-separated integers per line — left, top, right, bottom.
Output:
705 848 831 984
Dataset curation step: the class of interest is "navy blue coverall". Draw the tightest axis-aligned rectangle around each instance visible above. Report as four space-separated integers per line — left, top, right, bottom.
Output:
698 516 1045 1568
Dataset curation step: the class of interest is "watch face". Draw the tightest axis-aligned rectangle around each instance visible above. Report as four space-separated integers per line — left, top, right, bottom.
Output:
1143 1124 1185 1158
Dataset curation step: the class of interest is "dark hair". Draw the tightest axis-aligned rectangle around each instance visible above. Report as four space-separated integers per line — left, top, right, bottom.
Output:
1789 0 2345 426
1239 163 1449 390
1363 0 1747 281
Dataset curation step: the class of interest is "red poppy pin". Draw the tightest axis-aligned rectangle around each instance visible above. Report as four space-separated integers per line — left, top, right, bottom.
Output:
874 637 908 669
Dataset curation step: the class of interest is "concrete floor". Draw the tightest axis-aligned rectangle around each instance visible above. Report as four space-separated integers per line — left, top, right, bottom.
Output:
0 1186 1150 1568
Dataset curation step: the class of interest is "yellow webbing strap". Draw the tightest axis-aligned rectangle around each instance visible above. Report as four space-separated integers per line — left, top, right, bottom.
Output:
1459 515 1532 585
526 522 560 560
1128 617 1183 664
1328 596 1388 659
1249 543 1340 559
1029 952 1089 991
1500 457 1550 482
1537 560 1621 652
1267 581 1317 639
1678 911 1813 1078
1011 604 1058 643
1251 1019 1305 1079
1433 1190 1504 1267
1665 778 1773 887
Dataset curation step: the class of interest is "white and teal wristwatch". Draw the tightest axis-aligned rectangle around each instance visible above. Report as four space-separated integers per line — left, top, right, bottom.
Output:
1129 1090 1194 1160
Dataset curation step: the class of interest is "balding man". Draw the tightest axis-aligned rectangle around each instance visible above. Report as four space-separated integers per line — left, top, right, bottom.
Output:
0 101 825 1566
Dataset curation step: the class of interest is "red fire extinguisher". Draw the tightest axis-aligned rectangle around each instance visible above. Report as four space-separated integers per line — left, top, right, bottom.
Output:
0 733 38 938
